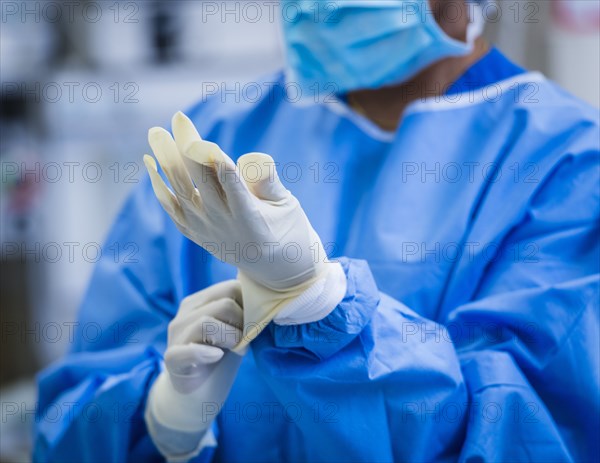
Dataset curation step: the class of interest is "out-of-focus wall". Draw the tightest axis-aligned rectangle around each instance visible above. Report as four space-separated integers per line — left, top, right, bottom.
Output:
1 3 284 460
1 1 284 368
487 0 600 107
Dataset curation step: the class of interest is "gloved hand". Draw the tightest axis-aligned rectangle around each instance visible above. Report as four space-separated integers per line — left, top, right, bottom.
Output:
143 112 346 351
145 280 245 462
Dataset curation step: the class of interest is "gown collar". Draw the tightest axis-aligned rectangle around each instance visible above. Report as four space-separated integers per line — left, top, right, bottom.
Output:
328 48 533 142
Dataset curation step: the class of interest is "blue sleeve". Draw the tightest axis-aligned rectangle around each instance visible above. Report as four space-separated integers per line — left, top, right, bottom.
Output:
252 148 599 461
33 179 216 463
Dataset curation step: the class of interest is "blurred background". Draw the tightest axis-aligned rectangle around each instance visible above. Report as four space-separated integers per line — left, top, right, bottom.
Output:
0 1 598 461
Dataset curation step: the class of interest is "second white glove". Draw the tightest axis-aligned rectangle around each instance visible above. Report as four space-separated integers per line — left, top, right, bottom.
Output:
145 280 246 462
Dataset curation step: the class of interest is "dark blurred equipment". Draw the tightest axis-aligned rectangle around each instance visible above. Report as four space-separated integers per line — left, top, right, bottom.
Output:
0 261 39 386
151 2 180 64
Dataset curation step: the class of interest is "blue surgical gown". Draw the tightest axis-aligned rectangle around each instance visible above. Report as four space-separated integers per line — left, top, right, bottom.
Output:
35 48 600 462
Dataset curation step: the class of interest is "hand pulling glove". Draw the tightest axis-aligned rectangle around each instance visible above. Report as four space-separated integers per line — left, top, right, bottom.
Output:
144 112 346 351
145 280 245 462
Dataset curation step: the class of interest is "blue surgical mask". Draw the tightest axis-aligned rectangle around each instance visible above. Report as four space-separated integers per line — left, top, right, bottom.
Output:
280 0 485 95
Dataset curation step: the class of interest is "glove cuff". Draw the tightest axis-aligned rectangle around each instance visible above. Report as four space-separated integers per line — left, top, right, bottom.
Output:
234 262 346 351
273 261 347 325
146 351 243 451
146 369 214 434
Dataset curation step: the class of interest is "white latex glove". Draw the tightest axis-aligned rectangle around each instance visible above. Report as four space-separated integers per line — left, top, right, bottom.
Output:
143 112 346 352
145 280 246 462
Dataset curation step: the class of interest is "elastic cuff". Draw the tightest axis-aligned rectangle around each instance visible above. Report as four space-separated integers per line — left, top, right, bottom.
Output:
273 262 347 325
165 430 216 463
146 410 216 463
269 258 380 360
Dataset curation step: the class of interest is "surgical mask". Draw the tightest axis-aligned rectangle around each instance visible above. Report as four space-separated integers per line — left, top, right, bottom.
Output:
281 0 485 95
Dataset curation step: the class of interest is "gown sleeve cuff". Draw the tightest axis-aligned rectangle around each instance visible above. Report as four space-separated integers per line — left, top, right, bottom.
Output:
269 258 380 360
146 404 217 463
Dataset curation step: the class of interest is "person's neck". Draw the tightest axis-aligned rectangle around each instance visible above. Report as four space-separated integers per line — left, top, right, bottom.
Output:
347 37 490 131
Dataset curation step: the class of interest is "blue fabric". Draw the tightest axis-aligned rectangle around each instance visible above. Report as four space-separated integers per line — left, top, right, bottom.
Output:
35 49 600 462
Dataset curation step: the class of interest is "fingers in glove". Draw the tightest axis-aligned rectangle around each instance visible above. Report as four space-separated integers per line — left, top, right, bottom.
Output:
143 155 183 221
175 298 244 338
164 343 224 393
214 157 257 214
172 111 201 154
183 140 232 211
237 153 289 202
148 127 197 201
179 280 243 314
203 298 244 330
174 314 243 350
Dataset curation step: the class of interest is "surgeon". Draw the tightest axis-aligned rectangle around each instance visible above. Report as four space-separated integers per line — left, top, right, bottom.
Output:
35 0 599 461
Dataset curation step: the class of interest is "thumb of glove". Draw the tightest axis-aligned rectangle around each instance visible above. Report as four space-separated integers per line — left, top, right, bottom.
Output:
237 153 289 202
